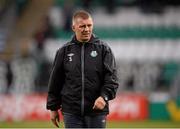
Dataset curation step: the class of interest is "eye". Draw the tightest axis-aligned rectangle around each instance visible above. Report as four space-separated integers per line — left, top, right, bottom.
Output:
79 25 85 28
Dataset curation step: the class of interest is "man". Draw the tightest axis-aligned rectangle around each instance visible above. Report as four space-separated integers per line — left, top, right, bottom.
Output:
46 10 118 128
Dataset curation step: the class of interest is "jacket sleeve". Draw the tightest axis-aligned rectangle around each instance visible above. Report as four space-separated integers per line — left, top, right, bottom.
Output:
101 44 119 101
46 47 65 111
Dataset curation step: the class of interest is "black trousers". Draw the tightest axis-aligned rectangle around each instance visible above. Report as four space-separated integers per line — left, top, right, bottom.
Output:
63 112 107 128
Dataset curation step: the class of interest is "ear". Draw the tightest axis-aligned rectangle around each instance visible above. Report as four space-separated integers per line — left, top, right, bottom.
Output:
72 25 75 32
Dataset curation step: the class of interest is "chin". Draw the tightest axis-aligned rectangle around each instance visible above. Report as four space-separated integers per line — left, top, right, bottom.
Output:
82 38 90 42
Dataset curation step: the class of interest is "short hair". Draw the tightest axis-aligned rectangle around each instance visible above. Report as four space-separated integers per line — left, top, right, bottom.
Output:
72 10 92 25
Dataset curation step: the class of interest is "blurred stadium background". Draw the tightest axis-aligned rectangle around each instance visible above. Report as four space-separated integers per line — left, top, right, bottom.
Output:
0 0 180 128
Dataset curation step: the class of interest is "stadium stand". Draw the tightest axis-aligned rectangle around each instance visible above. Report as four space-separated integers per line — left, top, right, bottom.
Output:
0 0 179 95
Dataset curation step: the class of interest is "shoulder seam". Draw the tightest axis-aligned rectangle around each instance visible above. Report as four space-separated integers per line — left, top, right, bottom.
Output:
63 42 76 47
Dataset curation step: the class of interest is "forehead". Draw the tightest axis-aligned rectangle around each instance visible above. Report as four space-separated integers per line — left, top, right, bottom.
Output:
74 17 93 25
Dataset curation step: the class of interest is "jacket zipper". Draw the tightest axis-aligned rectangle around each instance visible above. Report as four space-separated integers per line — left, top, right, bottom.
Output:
81 44 85 116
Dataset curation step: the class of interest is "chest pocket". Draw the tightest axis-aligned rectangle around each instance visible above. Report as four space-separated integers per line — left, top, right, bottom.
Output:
85 49 103 73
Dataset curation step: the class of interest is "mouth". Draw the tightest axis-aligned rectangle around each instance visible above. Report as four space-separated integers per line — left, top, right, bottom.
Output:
83 35 89 37
82 33 90 36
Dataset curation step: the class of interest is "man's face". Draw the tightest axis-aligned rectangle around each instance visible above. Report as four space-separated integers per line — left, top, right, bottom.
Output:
72 17 93 42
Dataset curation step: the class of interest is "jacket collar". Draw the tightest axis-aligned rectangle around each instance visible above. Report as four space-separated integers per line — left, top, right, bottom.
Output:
70 34 99 44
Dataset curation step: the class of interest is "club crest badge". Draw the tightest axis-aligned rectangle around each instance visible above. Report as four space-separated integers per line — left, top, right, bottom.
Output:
90 51 98 57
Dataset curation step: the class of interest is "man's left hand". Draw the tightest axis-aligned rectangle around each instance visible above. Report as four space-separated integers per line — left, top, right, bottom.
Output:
93 96 106 110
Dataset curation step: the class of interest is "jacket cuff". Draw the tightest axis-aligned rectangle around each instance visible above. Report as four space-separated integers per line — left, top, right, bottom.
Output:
101 93 109 102
46 105 61 111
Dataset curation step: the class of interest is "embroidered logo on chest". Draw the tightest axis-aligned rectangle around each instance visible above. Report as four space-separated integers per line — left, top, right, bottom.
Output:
90 51 98 57
67 53 74 61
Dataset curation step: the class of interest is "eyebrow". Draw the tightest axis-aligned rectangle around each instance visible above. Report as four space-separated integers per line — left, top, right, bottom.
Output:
79 24 92 27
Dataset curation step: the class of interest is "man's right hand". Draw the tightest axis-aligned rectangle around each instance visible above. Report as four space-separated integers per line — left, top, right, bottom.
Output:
50 110 60 128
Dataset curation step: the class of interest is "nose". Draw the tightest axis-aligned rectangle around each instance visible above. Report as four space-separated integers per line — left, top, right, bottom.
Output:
84 25 89 31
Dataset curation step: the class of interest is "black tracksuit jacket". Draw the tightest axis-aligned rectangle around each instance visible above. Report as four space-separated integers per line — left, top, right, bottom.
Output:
46 34 119 116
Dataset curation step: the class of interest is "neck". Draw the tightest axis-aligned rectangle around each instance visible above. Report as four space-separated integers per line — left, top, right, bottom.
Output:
78 40 89 43
76 38 90 43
